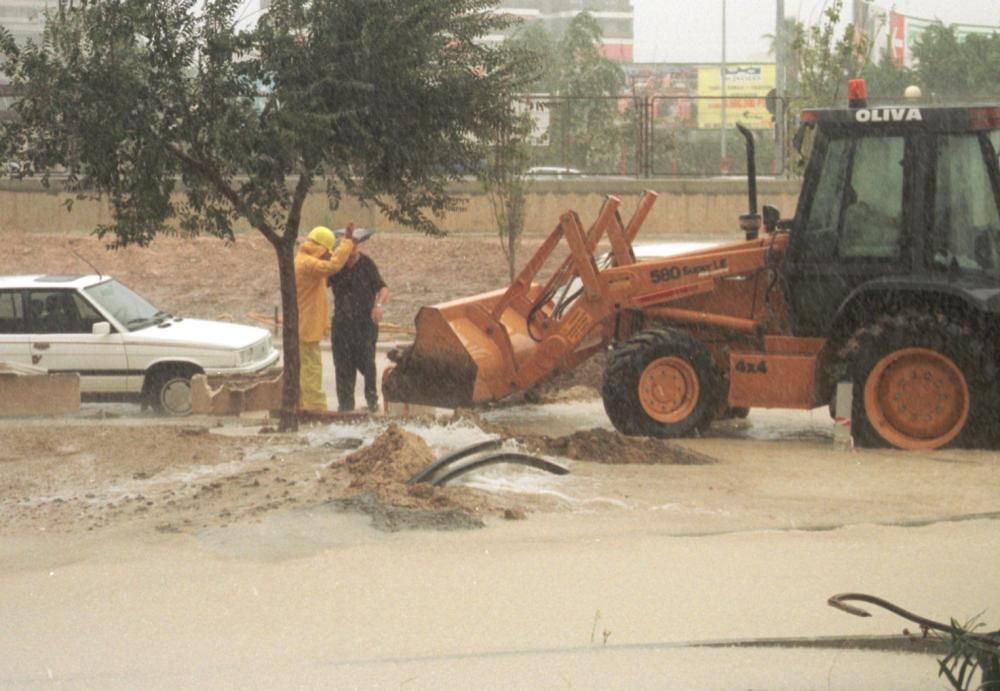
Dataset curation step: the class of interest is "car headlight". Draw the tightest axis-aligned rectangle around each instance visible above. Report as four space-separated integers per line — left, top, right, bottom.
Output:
239 336 274 366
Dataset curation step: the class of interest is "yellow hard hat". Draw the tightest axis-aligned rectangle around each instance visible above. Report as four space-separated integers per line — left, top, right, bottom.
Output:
307 226 335 250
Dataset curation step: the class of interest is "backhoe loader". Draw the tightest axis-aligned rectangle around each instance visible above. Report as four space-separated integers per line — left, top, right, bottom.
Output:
383 81 1000 450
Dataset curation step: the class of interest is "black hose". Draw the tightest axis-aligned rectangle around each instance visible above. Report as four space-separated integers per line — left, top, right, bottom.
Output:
408 438 505 485
432 452 569 487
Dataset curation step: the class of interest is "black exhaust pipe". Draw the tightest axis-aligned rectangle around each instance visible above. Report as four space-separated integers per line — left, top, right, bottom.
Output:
736 124 761 241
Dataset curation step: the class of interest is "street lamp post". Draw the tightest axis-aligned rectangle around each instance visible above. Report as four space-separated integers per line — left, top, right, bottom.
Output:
776 0 785 174
720 0 728 174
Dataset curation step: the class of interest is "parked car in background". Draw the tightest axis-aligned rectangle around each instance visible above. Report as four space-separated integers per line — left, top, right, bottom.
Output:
0 275 279 415
526 166 583 178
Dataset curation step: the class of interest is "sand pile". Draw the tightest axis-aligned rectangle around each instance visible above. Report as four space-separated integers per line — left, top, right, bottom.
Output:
333 425 502 531
343 424 436 494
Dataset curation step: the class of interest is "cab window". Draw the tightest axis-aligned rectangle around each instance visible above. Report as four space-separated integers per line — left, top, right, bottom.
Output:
838 136 904 258
930 133 1000 275
800 135 905 261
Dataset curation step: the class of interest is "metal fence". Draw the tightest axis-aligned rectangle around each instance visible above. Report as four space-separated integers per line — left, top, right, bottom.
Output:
517 94 790 178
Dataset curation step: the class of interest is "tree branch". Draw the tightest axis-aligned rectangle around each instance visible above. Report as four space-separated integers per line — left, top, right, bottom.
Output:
164 142 279 245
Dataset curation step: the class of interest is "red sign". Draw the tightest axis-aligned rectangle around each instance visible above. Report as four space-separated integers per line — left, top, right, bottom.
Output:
890 12 906 66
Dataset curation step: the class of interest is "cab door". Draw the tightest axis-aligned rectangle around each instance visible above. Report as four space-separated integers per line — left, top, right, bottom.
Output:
0 290 31 367
784 130 914 335
27 290 131 394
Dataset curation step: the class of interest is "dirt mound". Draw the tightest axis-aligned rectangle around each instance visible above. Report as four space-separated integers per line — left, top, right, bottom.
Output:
343 424 436 490
516 353 606 405
527 428 716 466
335 424 502 531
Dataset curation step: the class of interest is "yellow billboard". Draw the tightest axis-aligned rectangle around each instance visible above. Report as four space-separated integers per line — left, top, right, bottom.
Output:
697 64 775 130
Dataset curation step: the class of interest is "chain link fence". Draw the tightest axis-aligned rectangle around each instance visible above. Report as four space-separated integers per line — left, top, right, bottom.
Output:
517 94 790 178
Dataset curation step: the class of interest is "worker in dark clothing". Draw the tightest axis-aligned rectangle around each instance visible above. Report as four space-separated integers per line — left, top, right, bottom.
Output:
328 229 388 412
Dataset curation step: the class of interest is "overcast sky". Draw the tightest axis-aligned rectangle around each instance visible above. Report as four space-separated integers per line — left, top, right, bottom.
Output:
632 0 1000 63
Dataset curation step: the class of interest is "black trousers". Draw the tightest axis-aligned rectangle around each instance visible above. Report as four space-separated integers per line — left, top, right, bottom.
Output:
331 317 378 411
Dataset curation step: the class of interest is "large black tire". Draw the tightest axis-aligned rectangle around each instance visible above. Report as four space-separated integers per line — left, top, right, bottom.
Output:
601 328 721 438
147 365 198 417
845 311 992 449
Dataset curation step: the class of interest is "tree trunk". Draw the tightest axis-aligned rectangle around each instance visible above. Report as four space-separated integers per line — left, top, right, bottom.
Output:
507 218 517 282
274 236 299 432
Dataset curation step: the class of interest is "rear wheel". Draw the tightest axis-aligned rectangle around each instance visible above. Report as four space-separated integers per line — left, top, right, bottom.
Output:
147 366 198 417
848 313 989 449
602 328 720 438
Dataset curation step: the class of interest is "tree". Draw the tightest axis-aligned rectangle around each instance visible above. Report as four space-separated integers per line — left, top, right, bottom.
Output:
508 12 624 172
0 0 531 430
549 12 625 172
788 0 872 109
910 24 1000 101
481 105 535 281
772 0 876 173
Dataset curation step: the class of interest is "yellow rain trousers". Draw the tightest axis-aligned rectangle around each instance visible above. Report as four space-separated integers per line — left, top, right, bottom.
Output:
298 341 326 411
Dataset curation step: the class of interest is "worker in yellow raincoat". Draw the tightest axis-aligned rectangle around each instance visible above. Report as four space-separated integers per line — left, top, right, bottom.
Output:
295 224 354 411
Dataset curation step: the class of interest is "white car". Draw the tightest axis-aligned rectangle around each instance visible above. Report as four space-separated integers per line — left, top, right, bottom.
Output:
0 274 279 415
526 166 583 178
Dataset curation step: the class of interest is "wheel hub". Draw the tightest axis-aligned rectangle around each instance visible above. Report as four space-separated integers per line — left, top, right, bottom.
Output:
161 379 193 416
639 356 699 423
865 347 968 448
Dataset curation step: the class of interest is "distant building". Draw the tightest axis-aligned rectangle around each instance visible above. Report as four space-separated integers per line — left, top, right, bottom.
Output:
0 0 50 46
494 0 633 61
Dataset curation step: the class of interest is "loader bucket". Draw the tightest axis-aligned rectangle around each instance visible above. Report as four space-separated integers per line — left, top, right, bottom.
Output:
382 192 659 409
382 284 549 408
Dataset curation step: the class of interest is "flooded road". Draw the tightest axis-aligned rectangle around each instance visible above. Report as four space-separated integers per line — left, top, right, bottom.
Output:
2 376 999 689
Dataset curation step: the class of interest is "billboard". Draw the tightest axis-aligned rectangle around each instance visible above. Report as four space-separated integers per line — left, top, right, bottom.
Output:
696 64 776 130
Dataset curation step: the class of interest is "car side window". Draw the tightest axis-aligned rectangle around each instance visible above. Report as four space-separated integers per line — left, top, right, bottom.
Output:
70 293 106 333
28 291 85 334
0 291 26 334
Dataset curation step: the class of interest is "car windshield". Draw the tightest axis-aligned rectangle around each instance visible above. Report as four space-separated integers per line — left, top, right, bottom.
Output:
83 279 170 331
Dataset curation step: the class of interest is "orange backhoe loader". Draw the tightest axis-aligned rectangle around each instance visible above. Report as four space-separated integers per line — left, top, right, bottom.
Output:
384 82 1000 450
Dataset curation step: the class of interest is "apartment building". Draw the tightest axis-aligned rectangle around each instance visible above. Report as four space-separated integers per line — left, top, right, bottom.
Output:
495 0 634 61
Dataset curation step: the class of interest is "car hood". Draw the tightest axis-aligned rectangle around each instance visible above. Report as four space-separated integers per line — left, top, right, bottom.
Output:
127 318 269 350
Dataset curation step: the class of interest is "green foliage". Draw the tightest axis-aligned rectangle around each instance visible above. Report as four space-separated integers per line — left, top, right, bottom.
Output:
0 0 531 245
860 48 914 102
507 11 625 172
937 616 1000 691
910 24 1000 101
786 0 873 109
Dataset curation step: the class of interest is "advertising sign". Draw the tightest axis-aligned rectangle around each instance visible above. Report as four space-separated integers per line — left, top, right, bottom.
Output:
696 64 776 130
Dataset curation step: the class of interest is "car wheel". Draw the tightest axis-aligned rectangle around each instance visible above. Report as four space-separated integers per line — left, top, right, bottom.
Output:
149 367 196 416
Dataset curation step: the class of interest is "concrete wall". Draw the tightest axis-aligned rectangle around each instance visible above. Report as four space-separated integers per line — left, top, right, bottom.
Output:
0 177 802 239
0 373 80 416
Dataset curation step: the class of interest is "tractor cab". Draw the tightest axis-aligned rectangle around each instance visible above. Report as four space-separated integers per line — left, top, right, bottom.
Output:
780 81 1000 338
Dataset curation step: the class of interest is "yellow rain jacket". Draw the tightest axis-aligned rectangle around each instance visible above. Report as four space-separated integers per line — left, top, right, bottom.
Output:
295 238 354 342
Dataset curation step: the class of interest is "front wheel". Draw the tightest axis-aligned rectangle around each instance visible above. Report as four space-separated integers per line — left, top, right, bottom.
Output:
602 328 720 438
148 367 197 416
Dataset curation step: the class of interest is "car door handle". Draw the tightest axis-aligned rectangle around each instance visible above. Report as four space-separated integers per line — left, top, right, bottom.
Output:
33 342 50 350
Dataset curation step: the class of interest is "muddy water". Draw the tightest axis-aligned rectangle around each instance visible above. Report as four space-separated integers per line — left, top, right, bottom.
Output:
4 390 999 689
